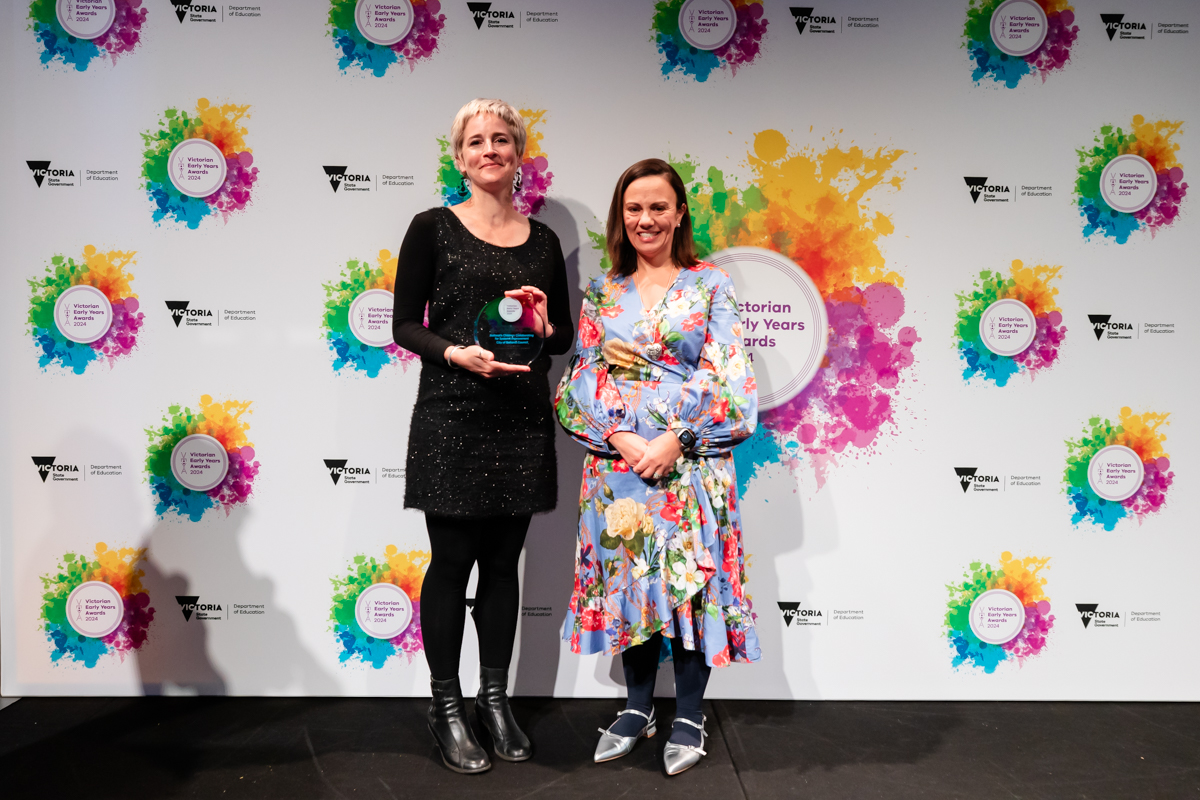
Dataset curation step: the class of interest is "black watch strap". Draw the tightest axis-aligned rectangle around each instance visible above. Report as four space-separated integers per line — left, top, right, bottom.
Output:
676 428 696 451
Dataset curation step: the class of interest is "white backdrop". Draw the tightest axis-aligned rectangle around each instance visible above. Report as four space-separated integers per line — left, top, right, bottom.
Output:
2 0 1197 699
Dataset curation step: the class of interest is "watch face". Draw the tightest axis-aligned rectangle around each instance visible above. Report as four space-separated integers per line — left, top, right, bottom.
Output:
678 430 696 448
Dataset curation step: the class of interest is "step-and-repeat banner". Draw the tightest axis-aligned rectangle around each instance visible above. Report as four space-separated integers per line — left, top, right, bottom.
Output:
1 0 1196 699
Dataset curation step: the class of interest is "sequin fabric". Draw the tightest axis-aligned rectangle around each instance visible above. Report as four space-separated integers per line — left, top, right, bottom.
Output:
398 207 572 517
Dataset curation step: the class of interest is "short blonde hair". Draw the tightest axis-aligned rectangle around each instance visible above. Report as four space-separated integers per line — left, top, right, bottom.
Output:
450 98 527 165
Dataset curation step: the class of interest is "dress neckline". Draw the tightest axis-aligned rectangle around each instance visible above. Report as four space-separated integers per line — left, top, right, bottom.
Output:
629 265 685 315
443 205 533 250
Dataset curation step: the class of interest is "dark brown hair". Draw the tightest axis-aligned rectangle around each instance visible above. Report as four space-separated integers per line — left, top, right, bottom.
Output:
605 158 699 278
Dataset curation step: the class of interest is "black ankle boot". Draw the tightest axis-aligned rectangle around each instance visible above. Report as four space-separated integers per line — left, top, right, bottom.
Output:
475 666 532 761
428 677 490 773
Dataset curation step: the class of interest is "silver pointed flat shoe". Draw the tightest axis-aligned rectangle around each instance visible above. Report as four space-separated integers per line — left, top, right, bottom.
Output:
663 715 707 776
594 707 656 763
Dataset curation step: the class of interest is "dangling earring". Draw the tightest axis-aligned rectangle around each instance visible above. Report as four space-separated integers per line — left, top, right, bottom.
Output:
459 176 470 196
512 168 523 195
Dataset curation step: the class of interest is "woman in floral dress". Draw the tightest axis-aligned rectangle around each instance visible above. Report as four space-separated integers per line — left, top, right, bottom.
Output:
555 159 760 775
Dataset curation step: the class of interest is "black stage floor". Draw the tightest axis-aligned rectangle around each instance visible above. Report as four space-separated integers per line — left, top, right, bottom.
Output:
1 697 1197 799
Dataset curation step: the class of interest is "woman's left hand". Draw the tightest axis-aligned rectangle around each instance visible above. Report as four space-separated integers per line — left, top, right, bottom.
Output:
505 285 551 337
633 432 683 481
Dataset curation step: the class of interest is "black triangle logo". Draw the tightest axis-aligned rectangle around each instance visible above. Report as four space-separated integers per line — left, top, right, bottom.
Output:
1100 13 1124 40
322 166 347 193
954 467 977 493
176 595 200 621
1075 603 1098 628
467 2 491 29
777 601 800 626
964 177 987 204
165 300 190 327
789 7 814 34
1087 314 1111 341
32 456 56 482
324 459 347 485
27 160 50 188
171 1 190 23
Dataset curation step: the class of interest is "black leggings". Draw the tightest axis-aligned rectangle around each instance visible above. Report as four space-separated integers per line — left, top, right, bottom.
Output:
621 630 711 723
421 513 530 681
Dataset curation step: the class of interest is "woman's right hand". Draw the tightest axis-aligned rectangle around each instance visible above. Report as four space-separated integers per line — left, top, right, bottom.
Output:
607 431 649 467
449 344 531 377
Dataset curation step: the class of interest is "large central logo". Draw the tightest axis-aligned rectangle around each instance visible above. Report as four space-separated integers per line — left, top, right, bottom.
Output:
467 2 513 28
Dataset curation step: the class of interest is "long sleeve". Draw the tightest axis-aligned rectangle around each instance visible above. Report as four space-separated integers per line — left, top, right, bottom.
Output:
554 281 636 453
542 228 575 356
673 271 757 455
391 210 455 362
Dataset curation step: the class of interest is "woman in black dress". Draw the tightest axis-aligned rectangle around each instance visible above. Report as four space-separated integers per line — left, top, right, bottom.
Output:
391 98 573 773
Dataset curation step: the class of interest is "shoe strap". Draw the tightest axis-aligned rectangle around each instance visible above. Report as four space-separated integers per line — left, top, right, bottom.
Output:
617 708 652 722
673 716 705 731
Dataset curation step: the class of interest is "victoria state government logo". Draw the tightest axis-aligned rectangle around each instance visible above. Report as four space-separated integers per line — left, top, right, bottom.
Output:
789 7 836 34
1088 314 1133 341
31 456 80 483
171 1 220 23
324 459 372 485
778 601 823 627
322 166 372 193
176 596 224 622
27 160 76 188
165 301 215 328
1076 604 1121 628
1100 14 1147 41
467 2 515 29
964 176 1011 204
955 467 1001 493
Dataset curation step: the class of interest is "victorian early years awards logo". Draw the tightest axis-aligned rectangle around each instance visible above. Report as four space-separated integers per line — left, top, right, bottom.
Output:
27 0 149 72
598 130 919 491
140 98 259 229
40 542 154 668
330 546 428 668
26 245 144 374
944 551 1053 673
1075 116 1188 243
1063 407 1173 531
953 260 1065 386
322 250 418 377
328 0 446 76
962 0 1078 88
144 395 260 521
652 0 767 82
437 107 553 216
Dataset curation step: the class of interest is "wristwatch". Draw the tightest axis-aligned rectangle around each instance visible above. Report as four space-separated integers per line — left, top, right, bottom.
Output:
675 428 696 452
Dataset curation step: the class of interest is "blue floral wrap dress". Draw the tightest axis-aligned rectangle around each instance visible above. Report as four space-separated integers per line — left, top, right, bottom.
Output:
554 262 761 667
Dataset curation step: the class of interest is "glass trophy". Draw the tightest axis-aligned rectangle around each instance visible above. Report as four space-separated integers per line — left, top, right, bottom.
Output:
475 296 545 365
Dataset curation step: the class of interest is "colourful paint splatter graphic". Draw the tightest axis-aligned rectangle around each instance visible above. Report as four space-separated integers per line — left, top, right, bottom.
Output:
652 0 767 82
27 0 147 71
1064 408 1173 531
144 396 260 521
322 250 418 377
330 546 428 668
589 130 917 488
962 0 1077 88
26 246 144 374
40 543 154 668
1075 117 1188 243
954 260 1065 386
945 552 1053 673
436 108 554 216
140 98 259 229
328 0 445 76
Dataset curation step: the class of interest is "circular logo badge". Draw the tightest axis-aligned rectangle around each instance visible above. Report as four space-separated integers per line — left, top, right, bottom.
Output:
707 247 828 411
56 0 116 40
348 289 395 348
978 298 1036 357
54 284 113 344
1087 444 1145 502
65 580 124 639
678 0 737 51
354 0 415 45
1099 154 1159 214
968 588 1026 645
167 138 229 199
989 0 1048 57
498 296 523 323
171 434 230 492
354 582 414 640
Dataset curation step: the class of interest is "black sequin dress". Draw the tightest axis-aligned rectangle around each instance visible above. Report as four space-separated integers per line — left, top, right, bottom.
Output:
391 207 574 518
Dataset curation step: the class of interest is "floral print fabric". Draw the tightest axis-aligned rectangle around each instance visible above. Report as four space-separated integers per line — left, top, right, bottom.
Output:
555 262 761 667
